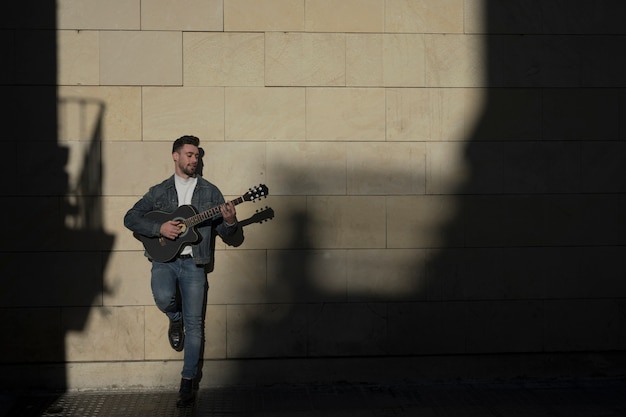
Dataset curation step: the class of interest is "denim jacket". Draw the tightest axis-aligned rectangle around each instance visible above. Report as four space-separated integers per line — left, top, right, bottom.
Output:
124 175 238 265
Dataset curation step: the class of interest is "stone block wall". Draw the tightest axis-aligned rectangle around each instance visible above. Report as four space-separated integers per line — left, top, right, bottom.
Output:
1 0 626 389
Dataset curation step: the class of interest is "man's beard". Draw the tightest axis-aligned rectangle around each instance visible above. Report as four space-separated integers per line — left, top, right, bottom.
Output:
180 163 196 177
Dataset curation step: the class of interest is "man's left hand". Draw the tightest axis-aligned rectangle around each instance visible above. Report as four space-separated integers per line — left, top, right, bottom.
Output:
220 200 237 224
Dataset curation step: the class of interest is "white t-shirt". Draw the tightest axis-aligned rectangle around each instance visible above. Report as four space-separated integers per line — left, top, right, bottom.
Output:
175 174 197 256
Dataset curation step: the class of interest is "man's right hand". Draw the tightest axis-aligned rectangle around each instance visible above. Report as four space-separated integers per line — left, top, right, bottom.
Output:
160 220 182 240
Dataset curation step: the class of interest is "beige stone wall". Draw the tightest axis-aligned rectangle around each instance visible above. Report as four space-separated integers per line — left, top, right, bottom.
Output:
55 0 479 366
2 0 626 389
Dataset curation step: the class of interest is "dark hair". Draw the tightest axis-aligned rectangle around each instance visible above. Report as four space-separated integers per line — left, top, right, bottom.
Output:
172 135 200 153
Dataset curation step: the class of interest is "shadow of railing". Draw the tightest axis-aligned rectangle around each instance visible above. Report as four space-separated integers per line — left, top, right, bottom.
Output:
1 85 115 417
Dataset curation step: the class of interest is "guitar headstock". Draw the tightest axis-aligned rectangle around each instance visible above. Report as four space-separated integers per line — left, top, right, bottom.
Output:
244 184 269 202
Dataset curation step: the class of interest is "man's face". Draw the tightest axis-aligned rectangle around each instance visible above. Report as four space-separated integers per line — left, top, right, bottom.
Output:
173 144 199 177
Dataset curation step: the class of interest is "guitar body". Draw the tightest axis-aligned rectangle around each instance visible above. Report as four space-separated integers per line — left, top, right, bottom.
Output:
134 205 201 263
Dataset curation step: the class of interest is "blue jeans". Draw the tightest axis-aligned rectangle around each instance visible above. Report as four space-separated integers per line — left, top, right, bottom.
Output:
151 258 207 379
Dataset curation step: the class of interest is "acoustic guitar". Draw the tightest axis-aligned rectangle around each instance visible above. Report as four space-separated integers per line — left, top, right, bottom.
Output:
135 184 268 262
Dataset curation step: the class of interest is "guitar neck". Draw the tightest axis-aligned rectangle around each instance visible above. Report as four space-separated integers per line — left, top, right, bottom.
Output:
184 196 245 227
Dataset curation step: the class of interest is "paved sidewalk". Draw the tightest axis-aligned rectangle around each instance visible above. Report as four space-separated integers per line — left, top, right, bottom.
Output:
2 377 626 417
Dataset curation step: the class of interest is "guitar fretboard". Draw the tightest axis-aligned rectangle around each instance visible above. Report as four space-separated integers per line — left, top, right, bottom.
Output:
183 196 245 228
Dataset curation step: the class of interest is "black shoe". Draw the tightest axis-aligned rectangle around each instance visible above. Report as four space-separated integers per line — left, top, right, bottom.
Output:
176 378 194 407
168 319 184 351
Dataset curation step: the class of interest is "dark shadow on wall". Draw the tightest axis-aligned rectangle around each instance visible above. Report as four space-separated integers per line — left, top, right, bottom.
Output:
436 1 626 356
0 1 115 409
225 1 626 386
